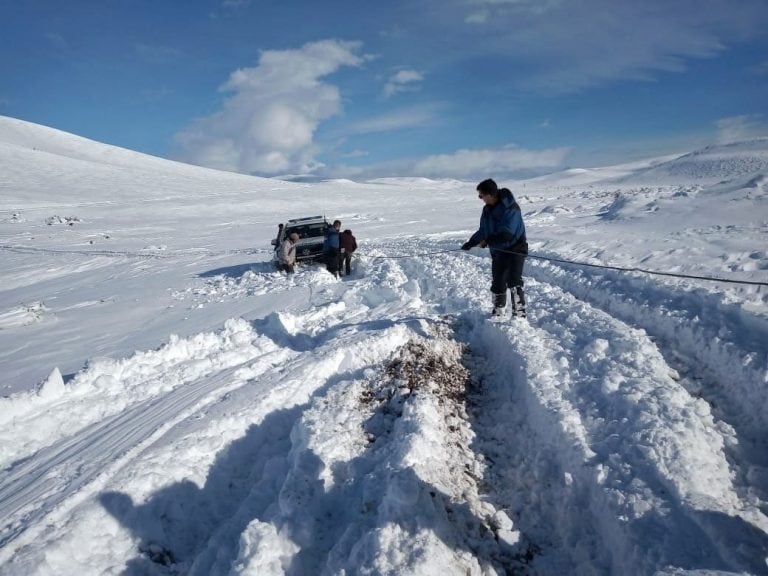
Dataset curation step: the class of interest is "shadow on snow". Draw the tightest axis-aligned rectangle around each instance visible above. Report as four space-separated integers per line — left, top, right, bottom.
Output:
197 262 275 278
100 325 513 574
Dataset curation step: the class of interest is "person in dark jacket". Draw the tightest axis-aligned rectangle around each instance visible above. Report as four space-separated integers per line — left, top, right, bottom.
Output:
339 229 358 276
323 219 342 277
462 178 528 317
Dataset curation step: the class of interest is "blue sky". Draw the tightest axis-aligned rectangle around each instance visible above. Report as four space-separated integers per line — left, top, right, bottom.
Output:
2 0 768 180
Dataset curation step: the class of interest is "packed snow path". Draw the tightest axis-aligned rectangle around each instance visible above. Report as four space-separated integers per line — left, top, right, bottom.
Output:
1 239 767 575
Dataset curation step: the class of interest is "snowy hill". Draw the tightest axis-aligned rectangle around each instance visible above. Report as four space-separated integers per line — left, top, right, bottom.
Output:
0 115 279 206
524 139 768 189
617 138 768 186
0 115 264 178
521 154 682 187
1 117 768 575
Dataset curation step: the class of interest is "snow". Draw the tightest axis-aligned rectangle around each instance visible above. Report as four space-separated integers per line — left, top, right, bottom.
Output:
1 114 768 574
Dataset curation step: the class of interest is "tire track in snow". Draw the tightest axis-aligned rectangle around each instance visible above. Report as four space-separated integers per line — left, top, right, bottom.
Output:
0 347 291 554
395 247 604 571
1 319 284 471
0 254 421 573
527 259 768 523
0 244 269 259
97 323 412 575
398 243 768 574
514 281 767 574
458 320 597 574
527 259 768 445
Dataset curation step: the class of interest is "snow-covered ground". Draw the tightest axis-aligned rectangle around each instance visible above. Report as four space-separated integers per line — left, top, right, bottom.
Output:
1 115 767 574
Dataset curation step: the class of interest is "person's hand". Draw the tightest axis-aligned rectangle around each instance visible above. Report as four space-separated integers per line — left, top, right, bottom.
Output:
341 248 346 253
461 242 473 251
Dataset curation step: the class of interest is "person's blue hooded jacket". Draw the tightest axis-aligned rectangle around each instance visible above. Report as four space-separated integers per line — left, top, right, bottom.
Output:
468 188 526 255
323 223 340 253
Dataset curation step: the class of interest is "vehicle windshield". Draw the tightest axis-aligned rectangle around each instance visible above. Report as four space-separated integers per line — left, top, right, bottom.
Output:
285 222 326 239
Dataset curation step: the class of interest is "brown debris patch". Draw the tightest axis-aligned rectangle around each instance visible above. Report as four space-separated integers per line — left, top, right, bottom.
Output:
384 338 470 404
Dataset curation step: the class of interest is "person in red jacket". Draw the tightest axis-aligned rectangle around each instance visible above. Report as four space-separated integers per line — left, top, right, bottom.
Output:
339 229 358 277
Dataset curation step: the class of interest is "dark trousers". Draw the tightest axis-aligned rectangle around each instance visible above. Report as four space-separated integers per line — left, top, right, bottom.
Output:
325 249 340 276
339 252 353 275
490 245 526 294
279 263 295 274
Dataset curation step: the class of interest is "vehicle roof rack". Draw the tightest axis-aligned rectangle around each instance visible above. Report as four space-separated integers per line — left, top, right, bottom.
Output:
286 215 324 223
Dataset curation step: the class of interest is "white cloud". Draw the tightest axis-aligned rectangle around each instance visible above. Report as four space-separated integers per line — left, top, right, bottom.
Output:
317 144 569 180
412 144 569 178
447 0 768 93
465 11 489 24
341 149 369 159
174 40 364 175
317 146 570 180
345 106 436 135
384 69 424 97
466 0 563 19
715 115 768 143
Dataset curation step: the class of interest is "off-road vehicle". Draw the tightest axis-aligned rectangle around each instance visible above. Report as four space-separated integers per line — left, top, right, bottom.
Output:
271 215 328 266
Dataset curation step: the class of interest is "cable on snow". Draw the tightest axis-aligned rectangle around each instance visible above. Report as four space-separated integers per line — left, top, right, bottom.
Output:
369 247 768 287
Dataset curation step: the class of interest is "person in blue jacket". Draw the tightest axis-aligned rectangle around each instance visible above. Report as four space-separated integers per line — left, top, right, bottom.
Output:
462 178 528 317
323 219 342 277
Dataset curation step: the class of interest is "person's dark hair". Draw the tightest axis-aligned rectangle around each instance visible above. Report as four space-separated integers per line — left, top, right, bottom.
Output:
333 219 341 227
476 178 498 196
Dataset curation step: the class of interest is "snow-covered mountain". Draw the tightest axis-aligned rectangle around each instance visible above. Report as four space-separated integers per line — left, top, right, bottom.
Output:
617 138 768 186
1 116 767 575
0 115 279 207
0 115 267 178
525 139 768 189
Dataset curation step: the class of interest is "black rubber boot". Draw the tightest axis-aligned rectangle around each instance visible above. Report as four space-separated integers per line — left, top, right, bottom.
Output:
511 286 526 318
491 292 507 317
